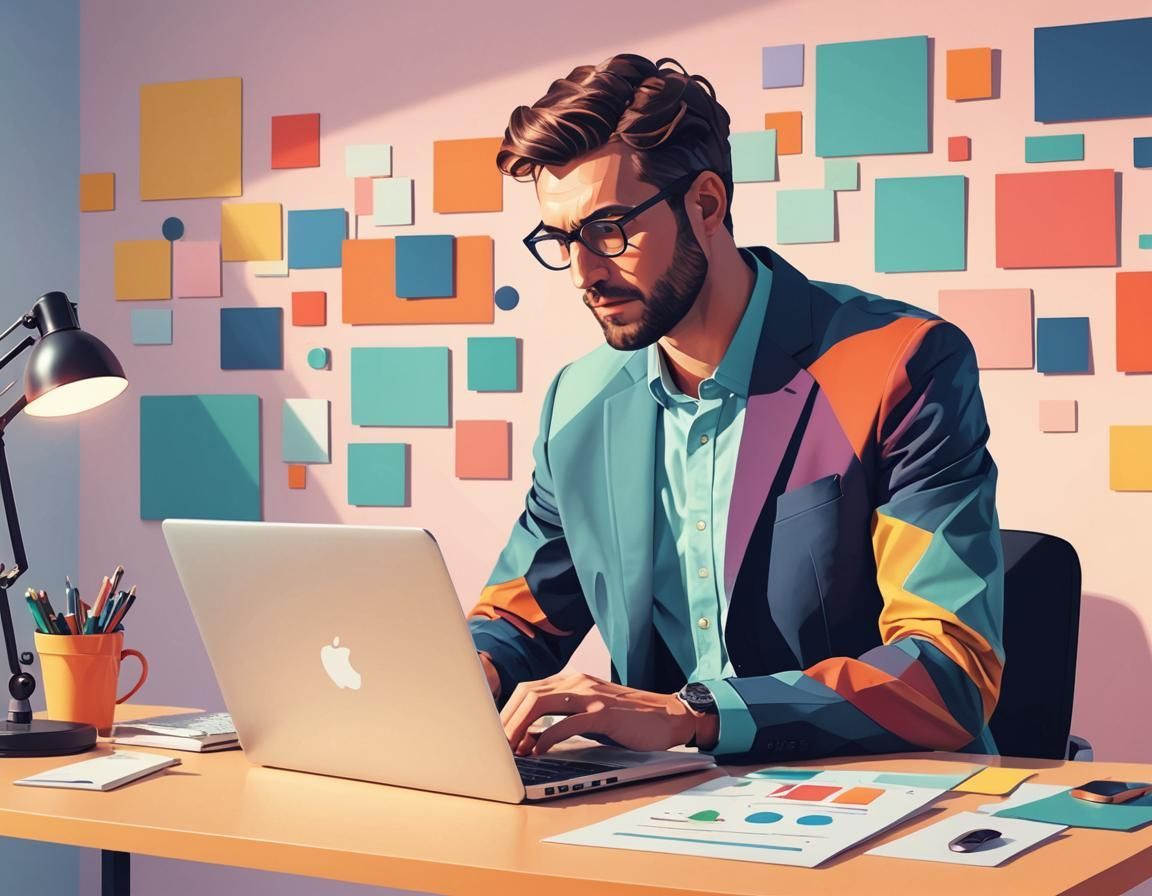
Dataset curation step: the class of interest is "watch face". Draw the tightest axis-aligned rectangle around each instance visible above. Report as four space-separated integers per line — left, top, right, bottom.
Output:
681 682 717 710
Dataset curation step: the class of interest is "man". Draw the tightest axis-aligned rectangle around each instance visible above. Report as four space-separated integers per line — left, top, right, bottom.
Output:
468 54 1004 764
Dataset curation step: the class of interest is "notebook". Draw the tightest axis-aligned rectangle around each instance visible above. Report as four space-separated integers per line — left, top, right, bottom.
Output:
14 750 181 791
111 710 239 752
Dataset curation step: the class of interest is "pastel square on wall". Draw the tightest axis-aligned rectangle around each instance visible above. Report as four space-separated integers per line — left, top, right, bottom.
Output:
1035 19 1152 123
350 346 450 426
114 240 171 300
456 420 511 480
467 336 519 391
395 235 454 298
287 208 347 269
221 203 282 261
287 464 307 489
139 394 261 520
354 178 375 216
433 137 503 213
995 169 1117 268
938 288 1033 369
1025 134 1084 163
220 307 283 370
1111 427 1152 491
764 111 802 155
131 309 172 345
292 291 326 326
1039 400 1077 433
776 189 835 244
173 240 221 298
875 175 966 272
345 144 392 177
762 43 804 88
1116 271 1152 373
1036 317 1091 374
79 173 114 211
730 131 777 182
1136 137 1152 169
347 443 408 506
1140 235 1152 250
271 113 320 169
946 47 993 100
282 398 330 463
824 158 858 191
948 136 971 162
373 177 414 226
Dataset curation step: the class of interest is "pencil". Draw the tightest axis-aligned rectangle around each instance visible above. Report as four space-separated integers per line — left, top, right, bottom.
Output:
91 576 113 619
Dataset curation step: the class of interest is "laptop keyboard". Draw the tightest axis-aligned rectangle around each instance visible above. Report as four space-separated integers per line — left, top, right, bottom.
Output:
514 754 622 785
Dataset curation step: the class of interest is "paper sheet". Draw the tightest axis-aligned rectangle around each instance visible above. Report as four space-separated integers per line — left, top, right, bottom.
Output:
954 767 1036 795
867 810 1065 866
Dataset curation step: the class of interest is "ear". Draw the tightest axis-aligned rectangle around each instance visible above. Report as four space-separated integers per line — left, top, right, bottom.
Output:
689 171 728 237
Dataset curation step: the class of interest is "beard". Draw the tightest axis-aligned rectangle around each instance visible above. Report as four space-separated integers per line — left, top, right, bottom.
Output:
583 214 709 351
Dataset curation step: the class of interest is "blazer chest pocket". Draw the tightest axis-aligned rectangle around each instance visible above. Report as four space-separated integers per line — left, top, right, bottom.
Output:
774 474 842 524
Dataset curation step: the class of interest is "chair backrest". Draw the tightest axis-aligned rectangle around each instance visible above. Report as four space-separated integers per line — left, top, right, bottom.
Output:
987 529 1082 760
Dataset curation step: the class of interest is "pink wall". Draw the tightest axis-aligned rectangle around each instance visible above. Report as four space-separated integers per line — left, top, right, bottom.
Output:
79 0 1151 891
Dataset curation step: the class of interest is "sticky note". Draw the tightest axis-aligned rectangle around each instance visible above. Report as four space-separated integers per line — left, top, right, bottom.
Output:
221 203 282 262
815 36 928 157
291 291 326 327
764 111 802 155
954 767 1035 795
1136 137 1152 168
946 47 993 100
220 307 283 370
131 309 172 345
456 420 512 479
1035 18 1152 123
354 178 375 216
762 44 804 88
433 137 503 213
938 288 1034 369
1111 426 1152 491
995 169 1116 268
162 217 184 241
1025 134 1085 163
1140 234 1152 250
350 347 450 426
140 77 242 200
342 236 494 325
345 144 392 178
307 347 330 370
287 465 307 489
347 443 407 506
875 175 967 272
114 240 171 300
395 235 454 298
271 113 320 169
776 189 835 244
467 336 519 391
251 259 288 277
287 209 347 269
282 398 330 463
948 136 972 162
140 394 261 521
997 787 1152 830
172 240 221 298
730 131 777 182
79 173 114 211
373 177 414 226
1036 317 1091 373
1116 271 1152 372
495 285 520 311
824 159 858 191
1039 400 1078 433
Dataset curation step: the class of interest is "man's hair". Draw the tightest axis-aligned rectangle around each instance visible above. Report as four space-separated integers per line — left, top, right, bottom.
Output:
496 54 735 234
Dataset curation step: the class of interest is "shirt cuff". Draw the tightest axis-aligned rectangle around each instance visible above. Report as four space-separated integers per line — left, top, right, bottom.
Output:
698 678 757 755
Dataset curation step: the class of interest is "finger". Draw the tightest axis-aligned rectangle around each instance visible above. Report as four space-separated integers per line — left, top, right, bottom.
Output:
532 714 599 755
498 675 561 727
504 691 581 750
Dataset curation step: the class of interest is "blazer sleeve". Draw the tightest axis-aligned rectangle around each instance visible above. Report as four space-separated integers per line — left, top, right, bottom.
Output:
699 320 1006 760
467 366 594 704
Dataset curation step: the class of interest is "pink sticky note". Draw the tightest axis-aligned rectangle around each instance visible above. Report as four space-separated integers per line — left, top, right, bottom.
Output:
354 178 375 216
173 240 221 298
938 288 1033 369
1039 400 1077 433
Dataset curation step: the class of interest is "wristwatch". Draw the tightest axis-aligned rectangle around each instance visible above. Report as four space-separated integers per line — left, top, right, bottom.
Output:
677 682 719 715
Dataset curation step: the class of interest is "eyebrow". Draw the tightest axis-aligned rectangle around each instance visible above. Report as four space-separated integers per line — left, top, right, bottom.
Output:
541 204 635 234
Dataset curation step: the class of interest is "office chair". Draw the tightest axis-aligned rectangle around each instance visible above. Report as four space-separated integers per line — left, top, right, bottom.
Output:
987 529 1091 761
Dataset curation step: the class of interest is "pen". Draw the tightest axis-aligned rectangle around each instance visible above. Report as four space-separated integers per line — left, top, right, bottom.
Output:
108 565 125 596
107 588 137 632
64 613 79 634
77 598 89 628
24 595 48 633
97 593 122 634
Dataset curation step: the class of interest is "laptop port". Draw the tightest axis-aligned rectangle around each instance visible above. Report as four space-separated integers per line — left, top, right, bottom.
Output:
590 780 600 787
606 776 618 784
557 785 569 793
572 783 584 791
544 787 555 795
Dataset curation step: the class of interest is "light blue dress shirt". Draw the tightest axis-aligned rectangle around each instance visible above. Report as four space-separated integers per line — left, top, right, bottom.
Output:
647 250 772 752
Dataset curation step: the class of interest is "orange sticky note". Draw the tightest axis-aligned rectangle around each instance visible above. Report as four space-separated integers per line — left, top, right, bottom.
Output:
79 173 115 211
947 47 993 100
1111 426 1152 491
271 113 320 169
764 111 803 155
433 137 503 213
114 240 171 300
948 136 971 162
292 291 327 326
221 203 282 262
456 420 511 479
831 787 884 806
995 169 1117 268
1116 271 1152 373
287 465 307 489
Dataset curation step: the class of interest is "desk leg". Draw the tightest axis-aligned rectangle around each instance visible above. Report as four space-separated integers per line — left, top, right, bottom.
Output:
101 850 130 896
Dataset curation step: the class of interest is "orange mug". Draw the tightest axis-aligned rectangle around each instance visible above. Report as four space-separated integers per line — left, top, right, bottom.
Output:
34 631 148 734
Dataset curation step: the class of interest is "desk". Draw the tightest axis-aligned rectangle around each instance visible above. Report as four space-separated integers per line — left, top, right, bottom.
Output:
2 704 1151 896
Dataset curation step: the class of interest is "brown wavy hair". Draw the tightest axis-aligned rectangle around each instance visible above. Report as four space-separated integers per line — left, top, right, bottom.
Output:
497 54 735 234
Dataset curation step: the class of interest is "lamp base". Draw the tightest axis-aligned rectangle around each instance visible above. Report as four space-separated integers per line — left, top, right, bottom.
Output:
0 719 97 757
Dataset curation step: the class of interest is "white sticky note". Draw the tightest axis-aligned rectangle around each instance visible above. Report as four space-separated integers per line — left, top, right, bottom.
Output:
373 177 414 226
251 259 289 277
282 398 330 463
345 144 393 178
866 810 1066 866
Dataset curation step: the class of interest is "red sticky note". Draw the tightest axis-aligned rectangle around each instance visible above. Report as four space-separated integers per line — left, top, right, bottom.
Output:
287 464 307 489
271 113 320 169
455 420 511 479
292 291 327 326
354 178 374 216
948 136 971 162
1117 271 1152 373
995 169 1117 268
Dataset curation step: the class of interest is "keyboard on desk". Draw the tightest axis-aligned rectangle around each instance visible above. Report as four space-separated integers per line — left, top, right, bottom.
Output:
514 754 622 786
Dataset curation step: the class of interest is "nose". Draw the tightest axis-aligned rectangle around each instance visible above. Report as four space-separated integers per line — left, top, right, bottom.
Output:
568 241 610 291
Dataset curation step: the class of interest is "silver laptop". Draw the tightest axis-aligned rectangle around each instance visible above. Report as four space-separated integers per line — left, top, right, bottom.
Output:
161 519 715 803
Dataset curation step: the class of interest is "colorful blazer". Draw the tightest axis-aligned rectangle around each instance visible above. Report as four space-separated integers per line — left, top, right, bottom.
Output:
468 246 1005 762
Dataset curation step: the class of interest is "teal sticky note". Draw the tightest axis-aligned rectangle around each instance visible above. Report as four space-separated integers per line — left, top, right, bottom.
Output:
744 768 822 780
131 309 172 345
467 336 519 392
875 175 967 272
347 443 407 506
140 395 261 521
730 131 777 183
815 36 929 157
873 771 979 789
777 189 836 244
1139 234 1152 250
287 209 347 269
350 346 450 426
996 789 1152 831
1025 134 1085 163
824 158 859 191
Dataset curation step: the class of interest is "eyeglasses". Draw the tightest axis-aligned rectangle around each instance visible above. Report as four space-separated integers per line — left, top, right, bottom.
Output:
523 172 701 271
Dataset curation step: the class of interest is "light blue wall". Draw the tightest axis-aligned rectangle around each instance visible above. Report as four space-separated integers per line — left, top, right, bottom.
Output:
0 1 82 893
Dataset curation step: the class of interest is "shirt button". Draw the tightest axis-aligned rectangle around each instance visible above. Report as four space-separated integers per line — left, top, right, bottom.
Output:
700 434 710 445
696 520 707 531
698 617 711 630
698 566 710 578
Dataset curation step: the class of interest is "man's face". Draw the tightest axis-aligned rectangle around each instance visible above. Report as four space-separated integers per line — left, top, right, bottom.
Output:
535 145 708 351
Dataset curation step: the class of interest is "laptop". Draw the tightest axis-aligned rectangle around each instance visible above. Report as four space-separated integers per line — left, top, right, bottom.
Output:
161 519 715 803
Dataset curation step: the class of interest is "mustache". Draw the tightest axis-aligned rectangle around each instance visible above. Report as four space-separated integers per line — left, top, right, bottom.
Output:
584 285 645 306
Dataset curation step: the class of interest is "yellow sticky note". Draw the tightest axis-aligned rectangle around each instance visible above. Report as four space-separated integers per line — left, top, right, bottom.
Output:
140 77 242 200
1111 426 1152 491
221 203 282 262
79 173 115 211
113 240 171 301
953 767 1035 795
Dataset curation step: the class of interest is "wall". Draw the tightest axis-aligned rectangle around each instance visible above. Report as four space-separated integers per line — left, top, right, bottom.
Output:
75 0 1151 893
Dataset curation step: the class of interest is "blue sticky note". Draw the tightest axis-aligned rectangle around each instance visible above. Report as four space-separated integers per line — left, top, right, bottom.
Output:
1035 18 1152 123
1037 317 1091 373
824 158 859 191
875 175 967 273
220 307 282 370
350 346 450 426
467 336 519 392
776 189 836 244
1135 137 1152 169
347 443 407 506
997 789 1152 831
140 395 261 521
729 131 777 183
131 309 172 345
815 36 928 157
762 44 804 88
395 235 455 298
287 208 347 269
1025 134 1085 163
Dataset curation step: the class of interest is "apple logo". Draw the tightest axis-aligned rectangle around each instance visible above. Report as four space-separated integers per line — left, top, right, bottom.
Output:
320 636 362 690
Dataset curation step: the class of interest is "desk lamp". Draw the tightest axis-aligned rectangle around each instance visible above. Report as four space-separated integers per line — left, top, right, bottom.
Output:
0 291 127 757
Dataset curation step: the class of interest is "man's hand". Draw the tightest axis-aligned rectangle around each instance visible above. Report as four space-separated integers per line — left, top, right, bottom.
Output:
499 671 700 755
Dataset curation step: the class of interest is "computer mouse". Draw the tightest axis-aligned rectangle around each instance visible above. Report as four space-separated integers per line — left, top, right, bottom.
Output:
948 828 1003 853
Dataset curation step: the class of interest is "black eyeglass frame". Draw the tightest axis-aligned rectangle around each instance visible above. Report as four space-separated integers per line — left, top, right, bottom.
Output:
522 171 703 271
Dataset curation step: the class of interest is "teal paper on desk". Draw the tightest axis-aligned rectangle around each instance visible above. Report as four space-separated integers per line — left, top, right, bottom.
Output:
995 790 1152 831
